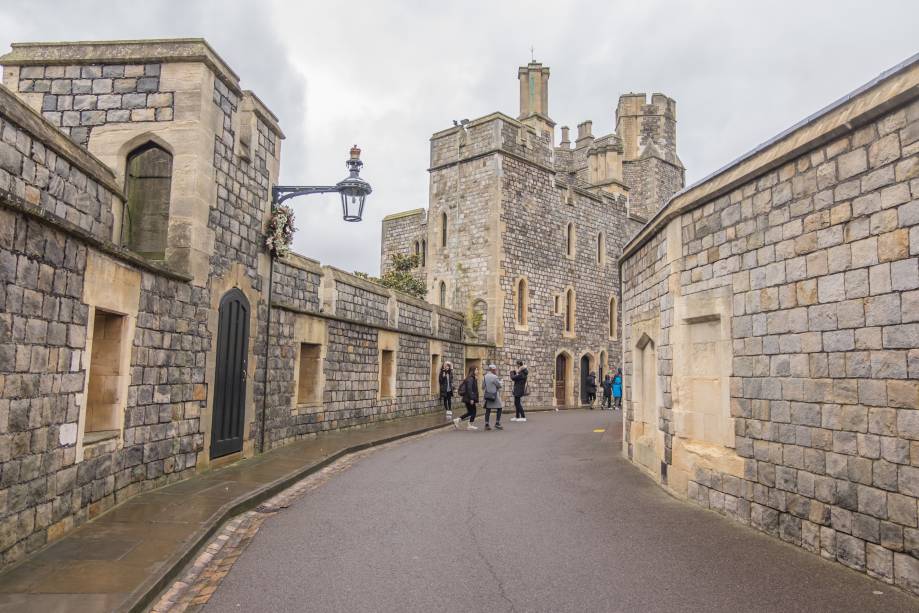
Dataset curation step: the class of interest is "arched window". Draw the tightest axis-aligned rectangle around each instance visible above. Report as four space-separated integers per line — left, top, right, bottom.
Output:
566 223 575 257
609 296 618 339
414 241 420 257
439 281 447 306
441 212 448 248
124 142 172 260
597 232 606 265
421 239 427 267
565 289 575 333
515 278 528 327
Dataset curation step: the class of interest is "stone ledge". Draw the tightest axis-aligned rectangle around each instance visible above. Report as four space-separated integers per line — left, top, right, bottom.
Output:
382 208 426 222
0 83 124 197
1 38 243 96
0 189 193 282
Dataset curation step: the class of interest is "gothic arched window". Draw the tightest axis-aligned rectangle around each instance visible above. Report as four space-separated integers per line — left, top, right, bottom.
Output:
124 143 172 260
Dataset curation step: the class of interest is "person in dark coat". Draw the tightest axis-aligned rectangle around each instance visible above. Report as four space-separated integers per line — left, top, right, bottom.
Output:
510 360 529 422
602 374 613 409
454 366 480 430
586 371 598 407
439 362 454 417
612 368 623 410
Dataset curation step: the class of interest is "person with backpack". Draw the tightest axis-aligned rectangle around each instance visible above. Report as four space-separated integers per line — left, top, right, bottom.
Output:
483 364 503 431
510 360 529 422
439 361 455 417
602 373 613 409
586 371 598 408
454 366 480 430
612 367 623 410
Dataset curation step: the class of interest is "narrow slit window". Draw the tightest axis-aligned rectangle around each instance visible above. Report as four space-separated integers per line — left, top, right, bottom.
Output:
380 349 395 399
430 353 441 395
566 289 575 333
516 278 528 326
297 343 322 404
86 309 126 436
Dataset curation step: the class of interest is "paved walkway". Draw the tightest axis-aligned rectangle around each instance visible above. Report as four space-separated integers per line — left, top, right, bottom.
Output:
0 413 450 613
205 411 917 613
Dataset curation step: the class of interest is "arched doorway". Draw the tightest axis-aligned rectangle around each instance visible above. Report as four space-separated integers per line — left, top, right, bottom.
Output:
555 353 568 406
211 288 249 458
580 354 591 405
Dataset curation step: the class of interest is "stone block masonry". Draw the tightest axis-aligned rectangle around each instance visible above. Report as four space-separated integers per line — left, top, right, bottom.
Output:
620 55 919 594
0 38 487 573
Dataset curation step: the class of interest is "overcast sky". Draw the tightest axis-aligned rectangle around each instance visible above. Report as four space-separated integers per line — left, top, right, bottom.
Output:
1 1 917 274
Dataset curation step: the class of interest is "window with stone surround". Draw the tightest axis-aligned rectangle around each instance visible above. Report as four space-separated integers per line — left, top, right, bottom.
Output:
85 309 127 442
515 277 528 328
609 296 618 339
565 289 576 335
597 232 606 265
297 343 323 405
379 349 396 400
123 142 172 260
553 295 560 314
566 223 576 258
421 239 427 267
430 353 441 395
441 212 448 247
439 281 447 306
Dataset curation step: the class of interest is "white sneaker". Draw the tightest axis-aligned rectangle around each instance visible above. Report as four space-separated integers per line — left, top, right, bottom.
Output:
466 424 478 430
510 417 519 422
446 410 453 416
453 418 461 429
518 418 527 422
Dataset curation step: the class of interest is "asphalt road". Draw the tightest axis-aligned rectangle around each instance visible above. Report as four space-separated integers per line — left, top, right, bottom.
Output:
205 410 917 612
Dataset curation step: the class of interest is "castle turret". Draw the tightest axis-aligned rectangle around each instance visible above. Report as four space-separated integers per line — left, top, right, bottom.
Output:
518 61 555 143
615 93 684 218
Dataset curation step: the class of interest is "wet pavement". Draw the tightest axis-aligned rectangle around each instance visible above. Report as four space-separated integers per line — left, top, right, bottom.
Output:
205 410 918 613
0 413 450 612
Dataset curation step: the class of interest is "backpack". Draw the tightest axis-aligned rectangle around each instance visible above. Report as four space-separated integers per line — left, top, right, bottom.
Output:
458 380 467 396
523 381 530 396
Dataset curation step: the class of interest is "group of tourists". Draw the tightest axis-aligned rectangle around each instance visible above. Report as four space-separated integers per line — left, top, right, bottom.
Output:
584 368 623 410
438 361 528 431
437 360 623 430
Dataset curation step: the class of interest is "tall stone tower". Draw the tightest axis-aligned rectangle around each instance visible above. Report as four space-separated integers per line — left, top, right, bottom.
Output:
381 61 685 408
616 93 684 220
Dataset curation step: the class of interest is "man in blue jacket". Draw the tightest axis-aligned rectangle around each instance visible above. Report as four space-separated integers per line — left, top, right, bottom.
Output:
612 368 623 410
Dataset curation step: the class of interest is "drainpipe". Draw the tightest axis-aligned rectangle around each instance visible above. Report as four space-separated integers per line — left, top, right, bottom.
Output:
259 254 274 454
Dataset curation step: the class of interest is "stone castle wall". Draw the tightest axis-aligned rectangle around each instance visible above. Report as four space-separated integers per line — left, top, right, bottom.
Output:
0 39 474 570
620 59 919 593
380 209 426 277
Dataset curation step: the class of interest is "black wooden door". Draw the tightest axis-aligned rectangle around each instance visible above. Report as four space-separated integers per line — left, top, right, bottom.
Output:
211 289 249 458
555 354 567 406
580 355 590 405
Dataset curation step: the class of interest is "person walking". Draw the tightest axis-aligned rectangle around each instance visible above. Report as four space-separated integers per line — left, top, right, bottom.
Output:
439 362 455 418
483 364 503 430
602 373 613 409
586 371 598 408
612 368 623 410
454 366 479 430
510 360 528 422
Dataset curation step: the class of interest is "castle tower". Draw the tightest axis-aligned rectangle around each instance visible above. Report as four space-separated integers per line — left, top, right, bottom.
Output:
518 61 555 143
615 93 684 219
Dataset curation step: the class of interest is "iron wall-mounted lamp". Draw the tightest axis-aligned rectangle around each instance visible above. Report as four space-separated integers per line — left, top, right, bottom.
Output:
271 145 372 221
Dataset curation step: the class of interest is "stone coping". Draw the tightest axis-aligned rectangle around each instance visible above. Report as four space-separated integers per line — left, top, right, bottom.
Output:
274 301 466 343
0 83 124 198
278 251 322 275
0 38 244 96
241 90 284 139
0 413 452 613
381 207 426 222
621 52 919 261
0 189 193 282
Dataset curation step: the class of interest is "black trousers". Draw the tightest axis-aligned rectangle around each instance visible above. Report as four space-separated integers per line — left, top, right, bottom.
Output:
442 395 452 412
603 394 612 408
485 405 502 424
459 401 477 423
514 395 525 418
614 396 622 408
587 392 596 405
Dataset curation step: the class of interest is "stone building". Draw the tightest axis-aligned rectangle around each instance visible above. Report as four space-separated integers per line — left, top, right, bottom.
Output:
0 38 475 568
620 55 919 593
381 61 684 407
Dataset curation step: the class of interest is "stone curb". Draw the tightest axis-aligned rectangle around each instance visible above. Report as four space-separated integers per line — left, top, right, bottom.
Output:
124 420 452 613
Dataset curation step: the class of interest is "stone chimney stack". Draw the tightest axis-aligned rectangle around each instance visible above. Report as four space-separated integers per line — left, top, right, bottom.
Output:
575 120 593 148
517 61 555 143
559 126 571 148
